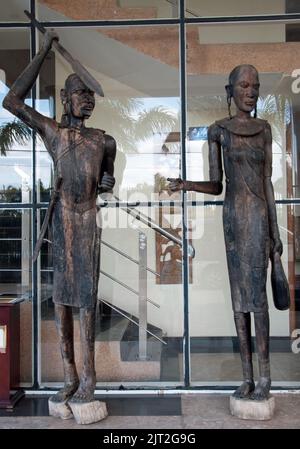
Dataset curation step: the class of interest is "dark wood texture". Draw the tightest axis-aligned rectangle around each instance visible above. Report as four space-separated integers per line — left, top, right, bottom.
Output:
168 65 288 402
2 31 116 405
0 302 24 409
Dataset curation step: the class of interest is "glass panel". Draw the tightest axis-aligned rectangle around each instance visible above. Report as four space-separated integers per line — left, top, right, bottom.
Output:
186 22 300 386
188 204 299 386
37 0 178 20
36 40 56 203
0 209 32 385
39 204 184 385
36 24 181 385
99 204 184 385
186 23 300 201
0 29 32 204
185 0 295 18
36 26 180 202
0 0 30 22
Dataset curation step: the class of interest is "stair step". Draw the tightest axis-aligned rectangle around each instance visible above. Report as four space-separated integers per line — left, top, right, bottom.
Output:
120 319 163 362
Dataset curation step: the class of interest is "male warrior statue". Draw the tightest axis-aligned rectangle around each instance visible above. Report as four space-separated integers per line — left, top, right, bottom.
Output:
3 31 116 422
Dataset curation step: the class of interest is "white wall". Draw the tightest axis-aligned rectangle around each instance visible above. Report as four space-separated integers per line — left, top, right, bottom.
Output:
198 24 285 44
186 0 285 16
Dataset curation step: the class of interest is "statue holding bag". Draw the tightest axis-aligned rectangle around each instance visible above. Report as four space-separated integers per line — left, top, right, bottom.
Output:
168 64 290 418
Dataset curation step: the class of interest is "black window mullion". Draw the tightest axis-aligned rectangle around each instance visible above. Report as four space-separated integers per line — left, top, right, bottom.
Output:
179 0 190 389
30 0 39 390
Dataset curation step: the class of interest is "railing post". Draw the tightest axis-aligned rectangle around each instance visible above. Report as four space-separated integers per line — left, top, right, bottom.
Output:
138 231 148 360
172 0 178 18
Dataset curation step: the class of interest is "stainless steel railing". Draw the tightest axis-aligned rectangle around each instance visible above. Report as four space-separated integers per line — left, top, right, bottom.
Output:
104 195 195 258
102 240 160 278
164 0 199 17
98 195 195 360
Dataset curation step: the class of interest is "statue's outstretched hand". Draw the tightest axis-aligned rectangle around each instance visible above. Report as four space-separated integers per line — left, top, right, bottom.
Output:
99 171 115 192
167 177 184 193
43 30 59 50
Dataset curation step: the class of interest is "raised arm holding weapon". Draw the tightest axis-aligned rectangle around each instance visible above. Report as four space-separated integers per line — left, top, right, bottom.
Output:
3 27 116 424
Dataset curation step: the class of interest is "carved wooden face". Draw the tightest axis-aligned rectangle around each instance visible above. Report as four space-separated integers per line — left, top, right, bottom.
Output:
232 67 260 114
70 86 95 119
63 77 95 119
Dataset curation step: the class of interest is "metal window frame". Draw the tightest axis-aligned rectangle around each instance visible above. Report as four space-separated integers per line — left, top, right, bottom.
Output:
0 0 300 391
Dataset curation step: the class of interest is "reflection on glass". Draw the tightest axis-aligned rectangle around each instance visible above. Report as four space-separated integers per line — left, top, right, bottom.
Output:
188 204 299 385
0 209 32 384
0 0 30 21
40 204 184 384
0 29 31 203
37 0 178 20
96 96 180 202
185 1 293 17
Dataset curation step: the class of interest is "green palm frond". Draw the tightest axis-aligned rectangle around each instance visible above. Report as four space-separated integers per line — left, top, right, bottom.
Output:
98 98 178 152
134 107 178 141
0 120 31 156
101 97 144 116
258 94 290 147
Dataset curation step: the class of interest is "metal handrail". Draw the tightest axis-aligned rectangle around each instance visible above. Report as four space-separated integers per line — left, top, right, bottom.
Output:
165 0 199 17
98 297 166 345
102 240 160 278
100 270 160 309
105 195 195 258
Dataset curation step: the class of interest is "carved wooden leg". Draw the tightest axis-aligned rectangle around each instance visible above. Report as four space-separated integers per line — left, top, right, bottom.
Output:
251 310 271 401
69 305 96 403
49 304 79 420
68 305 108 424
233 312 255 398
51 304 79 403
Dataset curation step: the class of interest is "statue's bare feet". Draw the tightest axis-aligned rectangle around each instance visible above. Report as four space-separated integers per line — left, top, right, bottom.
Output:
51 380 79 403
232 380 255 399
250 377 271 401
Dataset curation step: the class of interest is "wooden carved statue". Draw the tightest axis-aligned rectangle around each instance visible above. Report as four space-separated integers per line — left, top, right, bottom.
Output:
3 31 116 422
169 64 284 403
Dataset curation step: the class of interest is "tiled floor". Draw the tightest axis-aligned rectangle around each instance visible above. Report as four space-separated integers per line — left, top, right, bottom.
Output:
189 353 300 382
0 393 300 429
0 396 182 417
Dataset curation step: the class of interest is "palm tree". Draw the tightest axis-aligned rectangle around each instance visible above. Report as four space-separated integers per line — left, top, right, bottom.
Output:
99 97 178 153
0 120 31 156
0 184 22 202
258 94 290 148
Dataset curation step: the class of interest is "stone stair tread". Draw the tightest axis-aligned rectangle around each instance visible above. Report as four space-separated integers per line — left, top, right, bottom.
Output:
120 320 163 362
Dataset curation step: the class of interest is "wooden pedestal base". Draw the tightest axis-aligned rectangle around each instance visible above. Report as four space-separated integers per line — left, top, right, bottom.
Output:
69 400 108 425
0 390 25 409
48 397 73 420
230 395 275 420
48 397 108 425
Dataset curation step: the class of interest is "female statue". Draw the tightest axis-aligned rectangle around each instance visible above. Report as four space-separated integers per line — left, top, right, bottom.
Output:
169 64 283 400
